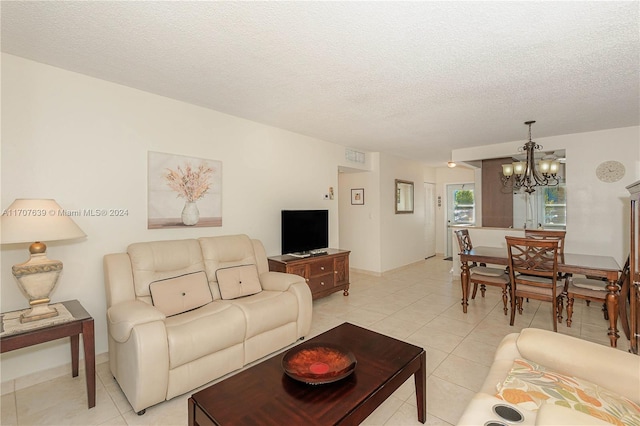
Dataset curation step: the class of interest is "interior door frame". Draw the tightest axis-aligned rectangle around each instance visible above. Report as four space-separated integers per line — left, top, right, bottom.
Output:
424 182 436 258
446 183 475 257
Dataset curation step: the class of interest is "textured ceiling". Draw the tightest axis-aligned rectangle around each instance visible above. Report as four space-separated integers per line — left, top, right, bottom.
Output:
2 1 639 166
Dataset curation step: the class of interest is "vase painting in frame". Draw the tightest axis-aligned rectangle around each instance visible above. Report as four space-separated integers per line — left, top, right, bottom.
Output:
351 188 364 205
148 151 222 229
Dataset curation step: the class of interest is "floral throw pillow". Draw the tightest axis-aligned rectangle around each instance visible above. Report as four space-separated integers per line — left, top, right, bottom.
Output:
496 358 640 426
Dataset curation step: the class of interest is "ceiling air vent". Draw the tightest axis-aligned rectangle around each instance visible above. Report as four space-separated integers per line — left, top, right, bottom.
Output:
345 149 365 164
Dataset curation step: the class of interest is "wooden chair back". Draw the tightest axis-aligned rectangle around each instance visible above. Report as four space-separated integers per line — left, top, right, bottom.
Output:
524 229 566 256
454 229 473 253
506 236 559 286
506 236 562 330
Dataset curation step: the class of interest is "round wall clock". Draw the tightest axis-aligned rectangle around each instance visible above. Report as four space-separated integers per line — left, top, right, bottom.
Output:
595 160 625 183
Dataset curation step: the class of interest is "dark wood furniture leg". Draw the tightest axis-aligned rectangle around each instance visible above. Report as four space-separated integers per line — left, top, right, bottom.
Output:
70 334 80 377
415 350 427 423
188 398 196 426
606 280 620 347
618 274 631 340
82 319 96 408
461 261 470 313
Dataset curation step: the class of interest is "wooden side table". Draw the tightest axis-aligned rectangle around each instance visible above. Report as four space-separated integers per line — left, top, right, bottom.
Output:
0 299 95 408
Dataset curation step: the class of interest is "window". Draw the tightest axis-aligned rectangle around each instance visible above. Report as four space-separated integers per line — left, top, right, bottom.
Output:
541 185 566 228
453 189 475 225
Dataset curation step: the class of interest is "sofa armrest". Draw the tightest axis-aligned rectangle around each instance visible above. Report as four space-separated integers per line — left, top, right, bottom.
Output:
260 271 312 338
260 271 306 292
104 253 136 307
516 328 640 403
107 300 166 343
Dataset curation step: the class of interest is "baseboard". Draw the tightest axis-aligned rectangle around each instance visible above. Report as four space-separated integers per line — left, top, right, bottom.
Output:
349 267 383 277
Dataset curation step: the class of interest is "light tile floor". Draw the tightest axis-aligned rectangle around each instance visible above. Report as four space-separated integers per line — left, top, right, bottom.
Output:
1 256 631 426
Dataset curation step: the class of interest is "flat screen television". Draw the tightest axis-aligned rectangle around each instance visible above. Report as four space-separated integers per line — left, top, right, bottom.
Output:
281 209 329 255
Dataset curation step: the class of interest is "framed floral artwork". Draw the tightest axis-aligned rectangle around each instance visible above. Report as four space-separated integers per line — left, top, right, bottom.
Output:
148 151 222 229
351 188 364 205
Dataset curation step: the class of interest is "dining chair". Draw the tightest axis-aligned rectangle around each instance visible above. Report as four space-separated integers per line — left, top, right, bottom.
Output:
506 236 563 331
565 256 630 329
524 229 566 256
455 229 510 314
524 229 566 273
522 230 568 305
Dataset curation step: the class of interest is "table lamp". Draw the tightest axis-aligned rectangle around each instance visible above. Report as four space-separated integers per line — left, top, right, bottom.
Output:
1 199 86 323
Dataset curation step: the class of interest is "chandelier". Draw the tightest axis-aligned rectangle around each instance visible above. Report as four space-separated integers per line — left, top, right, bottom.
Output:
501 121 560 194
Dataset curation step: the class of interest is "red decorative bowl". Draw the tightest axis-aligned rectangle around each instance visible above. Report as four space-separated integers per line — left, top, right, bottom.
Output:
282 342 357 385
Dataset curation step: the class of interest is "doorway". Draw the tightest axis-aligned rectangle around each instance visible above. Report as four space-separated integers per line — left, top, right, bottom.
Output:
445 183 476 258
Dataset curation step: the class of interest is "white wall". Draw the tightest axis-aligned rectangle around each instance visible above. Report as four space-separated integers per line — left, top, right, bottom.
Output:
338 154 381 272
338 152 430 274
0 54 359 381
379 153 427 271
452 126 640 265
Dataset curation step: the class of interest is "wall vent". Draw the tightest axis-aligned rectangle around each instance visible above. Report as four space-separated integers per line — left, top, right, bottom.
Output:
345 149 365 164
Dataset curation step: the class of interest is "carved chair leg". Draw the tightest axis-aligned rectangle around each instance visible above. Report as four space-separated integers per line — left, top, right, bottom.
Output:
586 300 591 307
480 284 487 298
501 287 508 315
557 296 563 322
517 297 524 315
471 283 478 299
510 295 517 326
566 297 575 327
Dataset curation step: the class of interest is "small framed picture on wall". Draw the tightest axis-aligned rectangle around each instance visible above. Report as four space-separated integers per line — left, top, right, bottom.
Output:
351 188 364 205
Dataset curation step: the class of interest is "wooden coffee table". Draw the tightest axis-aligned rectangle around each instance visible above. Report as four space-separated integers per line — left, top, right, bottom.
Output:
188 322 426 425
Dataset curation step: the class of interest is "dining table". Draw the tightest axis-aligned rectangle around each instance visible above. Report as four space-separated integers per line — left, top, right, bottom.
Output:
459 246 622 347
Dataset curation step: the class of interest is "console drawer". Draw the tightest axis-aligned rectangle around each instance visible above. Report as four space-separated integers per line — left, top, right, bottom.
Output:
308 273 335 292
310 259 334 276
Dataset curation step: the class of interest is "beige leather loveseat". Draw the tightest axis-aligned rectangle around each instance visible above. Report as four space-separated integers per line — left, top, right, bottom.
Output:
103 234 312 414
458 328 639 425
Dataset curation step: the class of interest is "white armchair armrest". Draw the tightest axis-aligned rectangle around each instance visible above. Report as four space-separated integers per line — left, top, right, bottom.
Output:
260 271 306 292
107 300 165 343
516 328 640 402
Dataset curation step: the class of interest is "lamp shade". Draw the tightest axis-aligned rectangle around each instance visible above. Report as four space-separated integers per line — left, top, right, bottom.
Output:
502 164 514 177
513 161 526 175
1 199 86 245
538 159 551 174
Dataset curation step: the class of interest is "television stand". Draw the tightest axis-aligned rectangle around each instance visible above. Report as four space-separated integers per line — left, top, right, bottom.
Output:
268 249 350 300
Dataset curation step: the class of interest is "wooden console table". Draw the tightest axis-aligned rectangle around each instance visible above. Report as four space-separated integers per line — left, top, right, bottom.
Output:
0 299 95 408
268 249 350 299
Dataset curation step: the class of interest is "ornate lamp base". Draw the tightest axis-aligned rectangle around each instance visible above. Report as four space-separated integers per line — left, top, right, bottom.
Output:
12 243 63 324
20 301 59 323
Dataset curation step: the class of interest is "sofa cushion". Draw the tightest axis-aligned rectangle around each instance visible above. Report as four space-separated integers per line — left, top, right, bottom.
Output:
149 271 213 316
164 302 246 369
496 358 640 426
199 234 259 299
216 265 262 300
230 290 298 339
128 239 206 303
